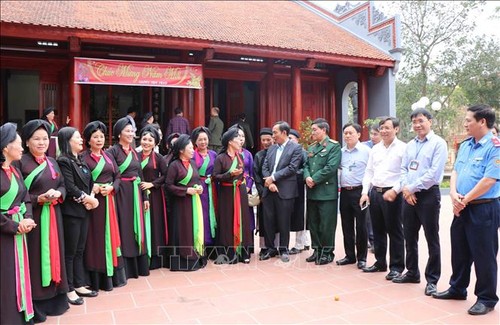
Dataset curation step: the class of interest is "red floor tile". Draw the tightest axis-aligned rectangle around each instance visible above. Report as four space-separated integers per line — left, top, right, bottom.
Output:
113 305 170 324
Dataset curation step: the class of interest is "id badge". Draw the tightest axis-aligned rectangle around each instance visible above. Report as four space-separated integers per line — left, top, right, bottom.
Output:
409 160 419 170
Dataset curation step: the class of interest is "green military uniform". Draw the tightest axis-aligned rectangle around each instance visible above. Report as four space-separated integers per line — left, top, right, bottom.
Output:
304 136 341 264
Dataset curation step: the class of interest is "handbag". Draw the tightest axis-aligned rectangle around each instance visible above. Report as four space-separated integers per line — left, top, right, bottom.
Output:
248 193 261 207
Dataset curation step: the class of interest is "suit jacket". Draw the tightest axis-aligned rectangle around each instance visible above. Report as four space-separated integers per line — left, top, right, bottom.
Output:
57 155 93 218
262 140 303 200
208 116 224 146
253 149 268 197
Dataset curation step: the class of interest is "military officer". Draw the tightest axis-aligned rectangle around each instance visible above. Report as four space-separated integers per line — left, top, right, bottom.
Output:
304 118 341 265
433 104 500 316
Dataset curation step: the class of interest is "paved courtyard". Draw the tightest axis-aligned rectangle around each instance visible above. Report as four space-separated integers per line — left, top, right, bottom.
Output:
47 194 499 324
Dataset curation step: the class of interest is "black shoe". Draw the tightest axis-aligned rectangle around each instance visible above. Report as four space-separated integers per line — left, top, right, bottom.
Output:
385 271 401 280
75 289 98 298
425 283 437 296
238 255 250 264
357 261 366 269
68 296 84 305
392 273 420 284
315 255 334 265
432 289 467 300
280 253 290 263
306 251 318 263
289 247 302 255
259 249 278 261
336 257 356 266
258 249 268 259
468 302 494 315
362 264 387 272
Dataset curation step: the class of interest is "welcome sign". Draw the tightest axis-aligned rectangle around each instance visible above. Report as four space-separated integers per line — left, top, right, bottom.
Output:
74 57 203 89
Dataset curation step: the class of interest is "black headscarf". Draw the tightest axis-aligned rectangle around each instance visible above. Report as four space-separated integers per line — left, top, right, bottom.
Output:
83 121 107 147
191 126 211 144
259 127 272 136
229 123 243 132
0 122 18 162
41 106 55 119
140 124 160 145
142 112 153 124
113 117 132 141
219 127 240 155
21 119 51 150
161 132 180 156
171 134 192 161
289 129 300 139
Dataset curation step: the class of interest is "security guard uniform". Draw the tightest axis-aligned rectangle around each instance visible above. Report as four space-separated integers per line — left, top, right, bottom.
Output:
450 132 500 308
304 136 341 264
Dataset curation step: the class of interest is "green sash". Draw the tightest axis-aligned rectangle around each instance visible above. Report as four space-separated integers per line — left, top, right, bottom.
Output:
24 161 46 190
131 177 145 255
199 155 216 238
91 156 106 181
198 155 209 176
178 163 204 256
141 156 149 170
24 161 56 287
140 156 152 261
228 156 243 254
0 173 34 322
118 152 132 174
178 163 193 186
95 182 122 276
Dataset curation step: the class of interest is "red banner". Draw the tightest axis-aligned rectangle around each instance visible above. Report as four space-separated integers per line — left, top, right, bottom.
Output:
74 57 203 89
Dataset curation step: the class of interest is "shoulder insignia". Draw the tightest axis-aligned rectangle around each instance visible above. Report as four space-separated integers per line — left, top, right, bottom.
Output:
492 136 500 147
328 139 338 143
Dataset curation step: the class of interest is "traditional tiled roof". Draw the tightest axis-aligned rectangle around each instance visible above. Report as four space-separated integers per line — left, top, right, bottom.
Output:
0 1 394 63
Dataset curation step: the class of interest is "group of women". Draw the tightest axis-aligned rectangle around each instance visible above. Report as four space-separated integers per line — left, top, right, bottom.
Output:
1 115 256 324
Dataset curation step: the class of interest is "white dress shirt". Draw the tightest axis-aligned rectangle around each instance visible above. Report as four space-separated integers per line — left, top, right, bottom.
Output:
272 139 289 179
362 137 407 195
340 141 371 187
400 131 448 193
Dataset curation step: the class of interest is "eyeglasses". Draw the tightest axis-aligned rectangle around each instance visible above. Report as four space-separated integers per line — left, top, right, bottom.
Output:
411 119 429 125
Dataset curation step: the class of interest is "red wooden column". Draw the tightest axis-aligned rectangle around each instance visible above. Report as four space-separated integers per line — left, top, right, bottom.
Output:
265 62 274 127
328 76 337 139
291 66 302 131
358 69 369 140
68 37 82 131
68 57 82 131
193 74 205 128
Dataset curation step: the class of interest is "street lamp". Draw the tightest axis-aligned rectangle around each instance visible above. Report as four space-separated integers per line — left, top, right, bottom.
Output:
411 96 442 111
431 101 442 111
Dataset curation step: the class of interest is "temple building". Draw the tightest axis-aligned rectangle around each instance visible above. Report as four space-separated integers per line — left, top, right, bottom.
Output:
0 1 401 142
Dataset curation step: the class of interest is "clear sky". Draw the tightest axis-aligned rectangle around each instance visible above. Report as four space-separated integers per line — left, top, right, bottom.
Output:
311 1 500 41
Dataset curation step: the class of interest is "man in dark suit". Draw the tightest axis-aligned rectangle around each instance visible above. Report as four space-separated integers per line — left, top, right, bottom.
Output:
261 121 303 262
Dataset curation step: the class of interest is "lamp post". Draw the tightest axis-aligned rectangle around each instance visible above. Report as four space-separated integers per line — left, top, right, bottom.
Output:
411 96 441 112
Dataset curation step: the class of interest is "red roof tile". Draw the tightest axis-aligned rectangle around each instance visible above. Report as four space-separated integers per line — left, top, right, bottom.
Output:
0 1 394 63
